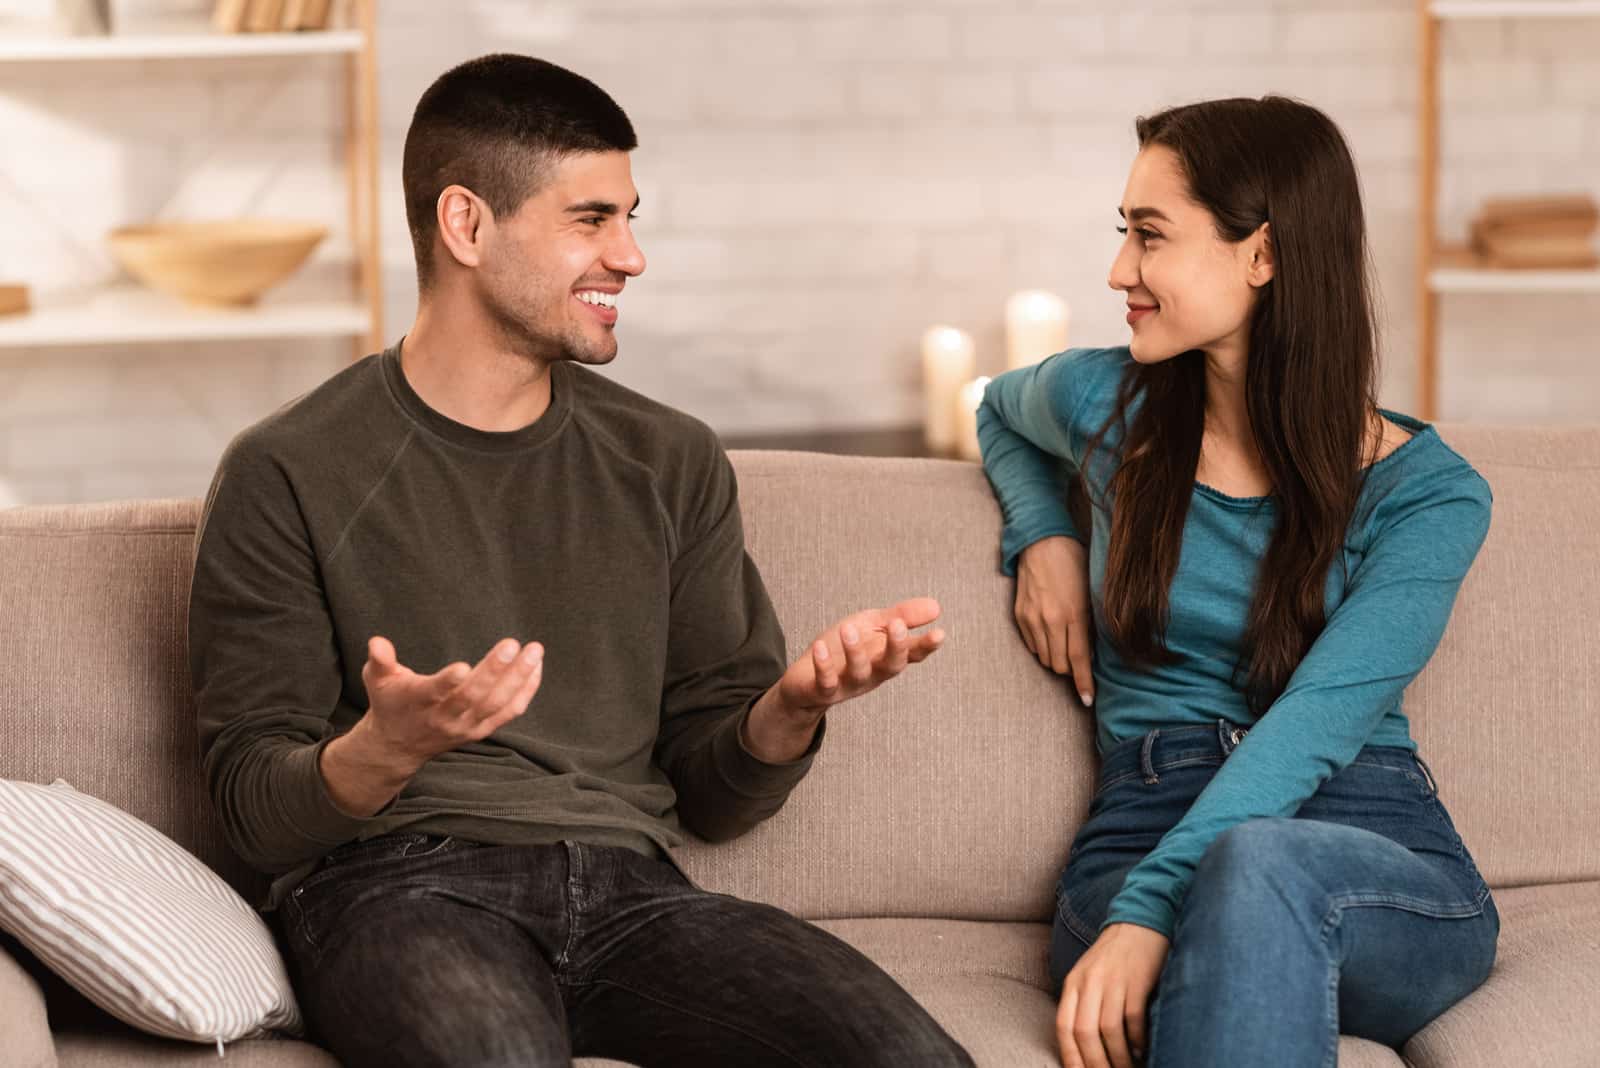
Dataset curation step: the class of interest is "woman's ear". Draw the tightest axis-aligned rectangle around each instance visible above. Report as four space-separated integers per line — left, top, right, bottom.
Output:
1247 221 1274 288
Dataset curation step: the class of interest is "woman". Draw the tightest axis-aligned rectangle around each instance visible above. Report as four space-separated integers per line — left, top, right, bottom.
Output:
976 96 1498 1068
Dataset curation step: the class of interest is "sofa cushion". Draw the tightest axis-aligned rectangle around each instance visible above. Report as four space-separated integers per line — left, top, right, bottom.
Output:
1 938 56 1068
1402 427 1600 890
53 1034 633 1068
0 779 300 1044
0 500 261 904
814 917 1407 1067
55 1034 336 1068
677 453 1096 923
1404 880 1600 1068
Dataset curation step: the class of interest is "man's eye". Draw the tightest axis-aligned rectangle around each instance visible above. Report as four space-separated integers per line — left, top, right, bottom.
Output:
627 213 639 221
583 217 605 226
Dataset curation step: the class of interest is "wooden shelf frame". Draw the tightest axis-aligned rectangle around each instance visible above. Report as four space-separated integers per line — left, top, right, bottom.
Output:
1431 1 1600 18
0 285 369 348
0 29 362 61
1415 0 1600 420
0 1 382 356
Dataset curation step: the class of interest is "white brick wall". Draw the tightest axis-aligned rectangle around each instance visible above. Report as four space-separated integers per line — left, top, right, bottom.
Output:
0 0 1596 504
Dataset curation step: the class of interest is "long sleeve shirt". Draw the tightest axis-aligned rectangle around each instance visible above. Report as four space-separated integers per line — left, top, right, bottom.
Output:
976 346 1492 937
190 343 816 909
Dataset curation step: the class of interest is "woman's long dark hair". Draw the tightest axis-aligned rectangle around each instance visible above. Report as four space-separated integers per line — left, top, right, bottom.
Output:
1088 96 1382 716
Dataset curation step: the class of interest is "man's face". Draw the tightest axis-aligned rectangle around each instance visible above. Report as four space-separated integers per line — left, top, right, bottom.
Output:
478 150 645 366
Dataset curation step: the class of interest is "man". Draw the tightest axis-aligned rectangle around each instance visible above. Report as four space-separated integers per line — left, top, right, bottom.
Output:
190 53 972 1068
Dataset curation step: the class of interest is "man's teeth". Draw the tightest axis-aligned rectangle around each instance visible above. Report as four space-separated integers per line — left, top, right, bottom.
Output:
576 291 617 308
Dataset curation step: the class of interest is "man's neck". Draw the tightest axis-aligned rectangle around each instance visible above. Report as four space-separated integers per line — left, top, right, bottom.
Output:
401 304 555 433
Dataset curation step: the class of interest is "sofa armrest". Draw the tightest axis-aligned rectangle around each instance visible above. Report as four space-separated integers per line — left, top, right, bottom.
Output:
0 940 57 1068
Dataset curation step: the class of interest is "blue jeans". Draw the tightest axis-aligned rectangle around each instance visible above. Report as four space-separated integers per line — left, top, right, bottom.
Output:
276 836 971 1068
1051 721 1498 1067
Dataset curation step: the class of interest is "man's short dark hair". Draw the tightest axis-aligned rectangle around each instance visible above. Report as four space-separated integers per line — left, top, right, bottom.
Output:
402 54 637 289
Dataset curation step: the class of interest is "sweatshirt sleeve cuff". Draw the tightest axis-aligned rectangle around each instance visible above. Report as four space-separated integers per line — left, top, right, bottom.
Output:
281 738 386 846
1000 521 1083 577
710 701 825 799
1103 895 1177 940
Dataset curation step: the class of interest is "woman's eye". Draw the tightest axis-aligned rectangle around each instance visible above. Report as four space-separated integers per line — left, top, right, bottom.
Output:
1116 225 1160 242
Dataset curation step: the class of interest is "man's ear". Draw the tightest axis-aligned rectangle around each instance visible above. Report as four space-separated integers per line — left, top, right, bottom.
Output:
1247 221 1274 288
435 184 491 272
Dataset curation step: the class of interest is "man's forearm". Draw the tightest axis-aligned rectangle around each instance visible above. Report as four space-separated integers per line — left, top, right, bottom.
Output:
320 719 422 817
741 685 823 764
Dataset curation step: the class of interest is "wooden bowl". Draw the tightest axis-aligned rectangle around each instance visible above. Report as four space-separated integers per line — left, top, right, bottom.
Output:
107 220 328 306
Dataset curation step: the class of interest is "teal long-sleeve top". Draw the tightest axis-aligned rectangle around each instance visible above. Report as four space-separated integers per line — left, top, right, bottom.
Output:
976 346 1492 938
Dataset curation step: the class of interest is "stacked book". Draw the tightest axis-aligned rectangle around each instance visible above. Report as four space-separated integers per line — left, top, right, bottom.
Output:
1467 193 1598 270
213 0 336 32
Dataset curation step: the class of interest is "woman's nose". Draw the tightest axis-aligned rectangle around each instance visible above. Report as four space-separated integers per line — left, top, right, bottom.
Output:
1107 242 1139 292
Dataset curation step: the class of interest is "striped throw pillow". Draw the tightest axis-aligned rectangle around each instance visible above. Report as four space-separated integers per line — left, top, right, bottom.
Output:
0 779 302 1048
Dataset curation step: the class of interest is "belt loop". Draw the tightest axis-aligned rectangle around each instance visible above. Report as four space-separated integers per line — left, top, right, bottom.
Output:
1140 729 1161 785
1415 755 1440 797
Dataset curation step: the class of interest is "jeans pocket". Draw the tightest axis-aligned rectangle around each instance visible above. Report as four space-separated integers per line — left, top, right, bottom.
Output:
1054 882 1100 951
289 835 466 946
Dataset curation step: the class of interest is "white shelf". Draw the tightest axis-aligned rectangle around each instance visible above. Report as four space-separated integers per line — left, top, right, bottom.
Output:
1430 1 1600 18
0 286 370 348
0 29 361 62
1430 268 1600 293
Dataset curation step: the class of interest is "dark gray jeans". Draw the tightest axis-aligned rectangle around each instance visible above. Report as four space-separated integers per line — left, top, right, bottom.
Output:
275 834 972 1068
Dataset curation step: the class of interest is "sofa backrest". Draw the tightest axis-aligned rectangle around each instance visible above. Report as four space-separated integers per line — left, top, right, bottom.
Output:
688 430 1600 920
1 427 1597 924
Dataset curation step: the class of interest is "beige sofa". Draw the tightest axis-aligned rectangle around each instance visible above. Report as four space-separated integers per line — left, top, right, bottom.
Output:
2 430 1598 1067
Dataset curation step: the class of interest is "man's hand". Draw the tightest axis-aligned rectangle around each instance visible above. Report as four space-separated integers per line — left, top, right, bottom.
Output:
1057 923 1169 1068
321 636 545 816
743 598 945 764
1016 535 1096 707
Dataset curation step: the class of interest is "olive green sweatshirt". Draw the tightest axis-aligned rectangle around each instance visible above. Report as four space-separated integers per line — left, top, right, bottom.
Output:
190 343 816 909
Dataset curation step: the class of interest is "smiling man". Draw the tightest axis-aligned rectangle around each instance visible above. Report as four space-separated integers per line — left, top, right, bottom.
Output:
189 54 971 1068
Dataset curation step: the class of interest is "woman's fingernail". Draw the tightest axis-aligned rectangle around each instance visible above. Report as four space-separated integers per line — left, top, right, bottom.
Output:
499 642 518 663
842 624 858 645
815 641 831 662
1080 692 1094 707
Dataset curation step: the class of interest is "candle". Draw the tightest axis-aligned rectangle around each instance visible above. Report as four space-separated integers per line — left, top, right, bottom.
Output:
921 325 976 454
1005 290 1069 371
955 376 992 462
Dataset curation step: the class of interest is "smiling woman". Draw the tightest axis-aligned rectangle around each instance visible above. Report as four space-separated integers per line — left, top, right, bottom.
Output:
975 96 1497 1068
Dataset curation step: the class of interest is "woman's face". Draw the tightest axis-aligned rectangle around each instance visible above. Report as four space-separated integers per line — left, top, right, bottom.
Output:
1107 145 1273 367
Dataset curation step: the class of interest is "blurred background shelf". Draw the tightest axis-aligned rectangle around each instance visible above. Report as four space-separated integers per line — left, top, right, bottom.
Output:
0 28 361 61
0 0 381 357
1429 267 1600 294
1415 0 1600 419
1431 1 1600 17
0 284 370 348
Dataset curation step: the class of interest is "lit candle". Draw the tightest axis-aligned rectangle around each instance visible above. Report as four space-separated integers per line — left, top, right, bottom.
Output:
1005 290 1069 371
921 325 976 455
956 376 992 462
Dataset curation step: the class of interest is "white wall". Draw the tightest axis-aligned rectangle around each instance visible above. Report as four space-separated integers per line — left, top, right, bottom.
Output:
2 0 1597 503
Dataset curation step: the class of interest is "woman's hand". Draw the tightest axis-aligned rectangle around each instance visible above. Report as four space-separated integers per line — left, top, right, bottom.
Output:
1016 535 1096 706
1057 923 1170 1068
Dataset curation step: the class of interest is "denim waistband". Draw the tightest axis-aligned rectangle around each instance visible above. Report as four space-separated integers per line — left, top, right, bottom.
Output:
1097 720 1432 792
